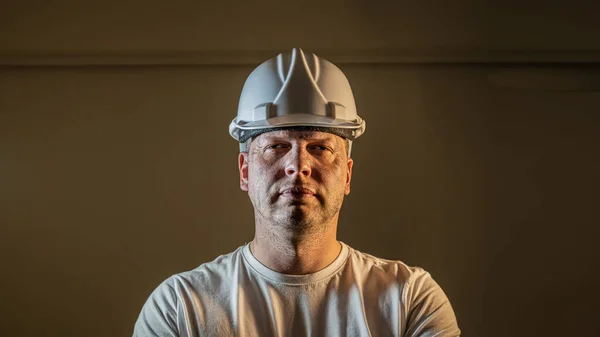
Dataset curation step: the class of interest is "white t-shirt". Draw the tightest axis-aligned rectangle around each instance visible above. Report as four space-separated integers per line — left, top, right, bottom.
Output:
133 242 460 337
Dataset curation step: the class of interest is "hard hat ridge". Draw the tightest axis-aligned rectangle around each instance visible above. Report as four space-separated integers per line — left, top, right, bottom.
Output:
272 48 329 120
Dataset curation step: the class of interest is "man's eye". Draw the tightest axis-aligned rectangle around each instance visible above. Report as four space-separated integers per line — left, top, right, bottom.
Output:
266 144 287 150
309 145 330 152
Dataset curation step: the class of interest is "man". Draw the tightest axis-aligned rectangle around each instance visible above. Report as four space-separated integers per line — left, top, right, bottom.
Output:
133 48 461 337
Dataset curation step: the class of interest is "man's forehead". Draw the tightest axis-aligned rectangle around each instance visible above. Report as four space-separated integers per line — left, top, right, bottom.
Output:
256 130 341 142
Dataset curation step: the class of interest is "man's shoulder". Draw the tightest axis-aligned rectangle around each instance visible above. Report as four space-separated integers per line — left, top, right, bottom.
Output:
344 243 432 285
133 245 248 336
156 244 247 293
347 248 463 336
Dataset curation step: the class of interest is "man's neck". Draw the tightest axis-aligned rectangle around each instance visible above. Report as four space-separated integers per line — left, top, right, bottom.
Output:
250 227 342 275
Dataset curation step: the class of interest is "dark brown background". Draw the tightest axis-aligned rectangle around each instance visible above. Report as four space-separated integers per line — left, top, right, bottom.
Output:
1 1 599 336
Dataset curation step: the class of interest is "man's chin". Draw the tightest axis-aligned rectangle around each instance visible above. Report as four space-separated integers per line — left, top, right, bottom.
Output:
272 208 314 228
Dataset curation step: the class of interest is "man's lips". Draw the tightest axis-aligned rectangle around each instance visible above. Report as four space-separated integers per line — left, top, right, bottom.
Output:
280 187 316 198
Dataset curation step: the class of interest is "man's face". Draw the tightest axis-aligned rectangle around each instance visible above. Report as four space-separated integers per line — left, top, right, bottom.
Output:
238 130 353 233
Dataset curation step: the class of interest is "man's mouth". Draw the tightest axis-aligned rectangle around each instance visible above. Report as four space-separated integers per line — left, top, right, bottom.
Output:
280 187 316 199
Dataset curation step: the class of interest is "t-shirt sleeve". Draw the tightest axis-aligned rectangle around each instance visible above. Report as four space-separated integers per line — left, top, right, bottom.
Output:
403 269 461 337
133 277 180 337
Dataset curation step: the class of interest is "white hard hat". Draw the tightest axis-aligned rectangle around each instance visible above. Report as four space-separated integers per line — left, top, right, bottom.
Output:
229 48 366 152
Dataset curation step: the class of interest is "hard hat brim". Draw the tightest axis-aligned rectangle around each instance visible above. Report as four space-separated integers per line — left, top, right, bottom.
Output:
229 114 365 142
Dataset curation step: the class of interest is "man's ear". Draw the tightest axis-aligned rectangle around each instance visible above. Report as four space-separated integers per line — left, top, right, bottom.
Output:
239 152 249 191
345 157 353 195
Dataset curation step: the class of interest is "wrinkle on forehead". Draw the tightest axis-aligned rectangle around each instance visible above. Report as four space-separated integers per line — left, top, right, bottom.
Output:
256 130 341 144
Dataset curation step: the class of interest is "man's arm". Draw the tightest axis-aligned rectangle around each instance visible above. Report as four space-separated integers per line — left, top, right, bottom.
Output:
404 269 461 337
133 278 179 337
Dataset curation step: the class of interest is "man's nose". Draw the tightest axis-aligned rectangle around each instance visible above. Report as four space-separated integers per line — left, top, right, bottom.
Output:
285 147 312 178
